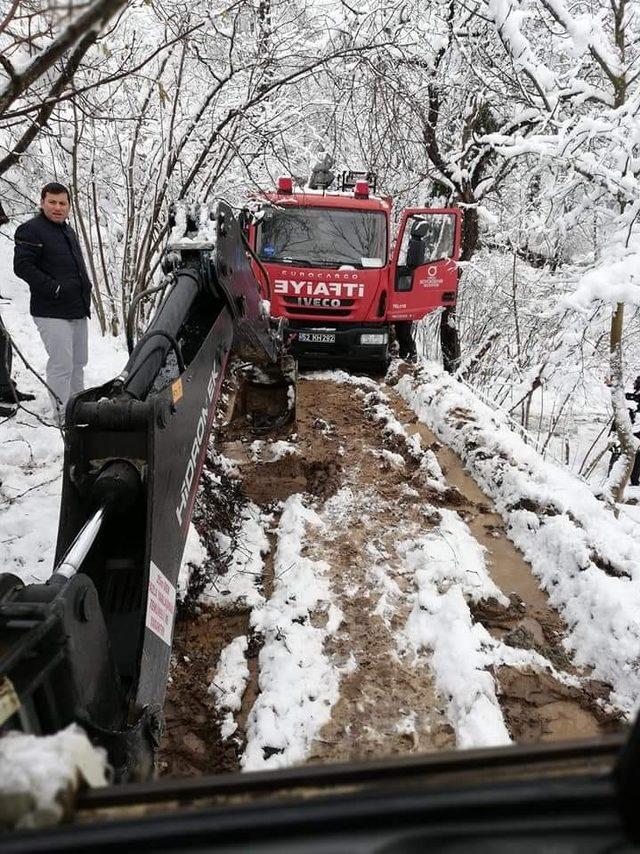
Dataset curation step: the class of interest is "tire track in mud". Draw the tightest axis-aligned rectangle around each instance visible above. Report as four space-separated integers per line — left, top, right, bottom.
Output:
160 371 623 778
385 382 623 742
295 381 456 763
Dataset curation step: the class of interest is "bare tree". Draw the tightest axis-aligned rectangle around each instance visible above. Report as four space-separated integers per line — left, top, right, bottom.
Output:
0 0 130 176
55 0 395 336
477 0 640 501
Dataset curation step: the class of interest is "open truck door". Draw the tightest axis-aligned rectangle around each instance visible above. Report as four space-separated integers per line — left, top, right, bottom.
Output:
388 208 461 321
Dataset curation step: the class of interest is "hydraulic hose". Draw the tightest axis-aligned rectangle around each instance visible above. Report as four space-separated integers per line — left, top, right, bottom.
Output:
121 330 186 388
125 277 176 355
117 268 201 400
240 222 271 301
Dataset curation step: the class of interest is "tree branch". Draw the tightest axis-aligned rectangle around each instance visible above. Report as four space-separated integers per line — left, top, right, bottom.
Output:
0 0 128 117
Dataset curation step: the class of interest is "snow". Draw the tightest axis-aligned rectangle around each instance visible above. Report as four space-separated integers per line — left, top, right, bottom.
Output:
177 523 208 600
0 238 127 584
229 360 637 762
564 246 640 309
209 635 250 740
250 439 299 462
371 448 405 468
300 379 511 747
406 583 511 748
398 362 640 714
202 502 270 610
299 380 516 751
242 494 343 771
0 725 109 829
398 510 511 748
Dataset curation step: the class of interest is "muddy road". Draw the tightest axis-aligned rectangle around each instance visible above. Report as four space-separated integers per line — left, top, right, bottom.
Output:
159 371 623 778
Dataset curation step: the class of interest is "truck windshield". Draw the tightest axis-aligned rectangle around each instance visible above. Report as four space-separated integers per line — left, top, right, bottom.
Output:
256 207 387 268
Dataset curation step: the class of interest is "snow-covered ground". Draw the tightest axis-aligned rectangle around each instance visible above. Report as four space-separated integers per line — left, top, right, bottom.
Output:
397 363 640 714
0 725 109 829
2 219 639 802
191 368 635 776
0 239 127 583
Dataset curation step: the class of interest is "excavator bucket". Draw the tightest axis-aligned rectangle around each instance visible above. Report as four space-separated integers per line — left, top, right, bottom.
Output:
227 355 297 435
203 205 296 435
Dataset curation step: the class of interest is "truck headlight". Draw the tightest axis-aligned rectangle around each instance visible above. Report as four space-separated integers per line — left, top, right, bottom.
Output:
360 333 388 346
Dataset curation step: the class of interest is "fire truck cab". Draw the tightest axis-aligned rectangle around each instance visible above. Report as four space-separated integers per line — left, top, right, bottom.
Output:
248 172 462 369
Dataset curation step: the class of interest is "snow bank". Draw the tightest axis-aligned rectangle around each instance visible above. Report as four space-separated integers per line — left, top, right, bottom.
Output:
202 502 270 609
177 523 208 600
242 494 343 771
209 635 250 739
398 363 640 713
399 510 511 748
0 725 108 829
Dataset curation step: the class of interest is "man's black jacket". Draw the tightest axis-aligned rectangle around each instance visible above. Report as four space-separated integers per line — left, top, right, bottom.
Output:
14 212 92 319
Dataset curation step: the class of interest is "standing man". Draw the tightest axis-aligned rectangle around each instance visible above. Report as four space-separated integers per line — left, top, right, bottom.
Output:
13 182 92 423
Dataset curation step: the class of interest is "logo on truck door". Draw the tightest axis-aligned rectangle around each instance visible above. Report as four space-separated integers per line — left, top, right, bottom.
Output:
418 265 444 288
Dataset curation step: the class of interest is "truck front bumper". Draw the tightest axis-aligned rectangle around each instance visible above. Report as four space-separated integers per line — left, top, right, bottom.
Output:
287 322 390 368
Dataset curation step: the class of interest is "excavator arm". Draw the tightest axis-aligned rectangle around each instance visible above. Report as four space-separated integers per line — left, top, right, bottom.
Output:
0 201 294 781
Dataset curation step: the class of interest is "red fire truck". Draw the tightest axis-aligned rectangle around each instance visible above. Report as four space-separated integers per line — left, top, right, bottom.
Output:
248 171 462 369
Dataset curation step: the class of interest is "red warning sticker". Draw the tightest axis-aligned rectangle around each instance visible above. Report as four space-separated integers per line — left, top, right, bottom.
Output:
145 562 176 646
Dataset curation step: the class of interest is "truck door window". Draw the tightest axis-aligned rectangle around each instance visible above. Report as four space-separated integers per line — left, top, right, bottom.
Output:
397 213 456 268
257 208 387 268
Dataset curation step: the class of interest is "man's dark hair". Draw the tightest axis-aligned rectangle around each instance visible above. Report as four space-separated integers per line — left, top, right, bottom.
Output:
40 182 70 201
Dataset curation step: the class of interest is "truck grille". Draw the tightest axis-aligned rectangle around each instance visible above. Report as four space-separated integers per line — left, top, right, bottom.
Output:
285 306 352 317
282 297 355 318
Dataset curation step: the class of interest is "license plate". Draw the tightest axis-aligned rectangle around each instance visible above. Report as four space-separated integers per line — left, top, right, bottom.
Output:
298 331 336 344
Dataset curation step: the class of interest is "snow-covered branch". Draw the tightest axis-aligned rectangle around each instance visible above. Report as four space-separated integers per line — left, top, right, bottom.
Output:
0 0 128 117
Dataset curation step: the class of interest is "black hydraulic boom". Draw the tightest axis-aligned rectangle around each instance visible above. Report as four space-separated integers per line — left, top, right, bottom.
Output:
0 201 294 780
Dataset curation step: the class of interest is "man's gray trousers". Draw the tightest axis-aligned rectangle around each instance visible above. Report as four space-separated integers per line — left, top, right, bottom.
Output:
33 316 88 419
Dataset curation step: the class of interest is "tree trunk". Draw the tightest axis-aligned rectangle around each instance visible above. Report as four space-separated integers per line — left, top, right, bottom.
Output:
606 302 639 507
440 306 461 372
440 202 478 373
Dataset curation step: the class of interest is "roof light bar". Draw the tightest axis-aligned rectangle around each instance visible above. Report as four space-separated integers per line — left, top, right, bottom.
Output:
277 176 293 194
341 170 378 193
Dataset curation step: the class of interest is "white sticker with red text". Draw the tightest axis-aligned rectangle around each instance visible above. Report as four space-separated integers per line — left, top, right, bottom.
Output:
145 562 176 646
419 265 444 288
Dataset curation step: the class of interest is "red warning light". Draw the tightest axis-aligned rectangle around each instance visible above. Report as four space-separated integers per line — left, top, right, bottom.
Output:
354 180 369 199
277 176 293 194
